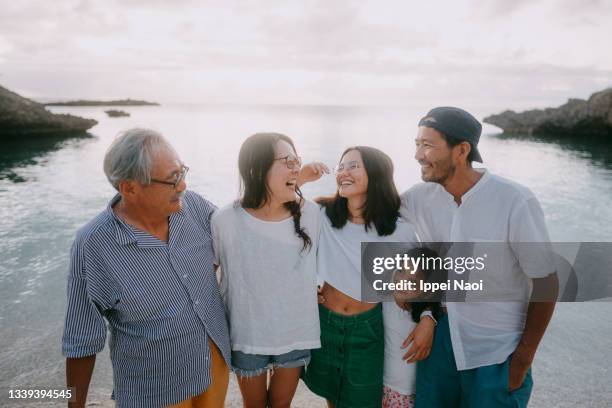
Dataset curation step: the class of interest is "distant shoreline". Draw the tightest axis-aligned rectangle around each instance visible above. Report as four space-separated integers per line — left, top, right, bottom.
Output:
45 99 160 107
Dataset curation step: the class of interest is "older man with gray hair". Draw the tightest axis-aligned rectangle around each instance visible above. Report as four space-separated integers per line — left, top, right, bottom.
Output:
62 128 231 408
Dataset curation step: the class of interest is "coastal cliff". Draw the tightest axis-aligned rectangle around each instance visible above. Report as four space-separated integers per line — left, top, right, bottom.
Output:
0 85 97 137
484 88 612 137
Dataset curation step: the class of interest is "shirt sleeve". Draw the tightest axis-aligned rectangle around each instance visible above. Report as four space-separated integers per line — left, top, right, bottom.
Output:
399 189 416 225
400 220 420 243
211 212 221 266
188 191 217 239
61 237 108 358
210 213 230 303
509 197 555 279
305 200 321 252
204 200 218 239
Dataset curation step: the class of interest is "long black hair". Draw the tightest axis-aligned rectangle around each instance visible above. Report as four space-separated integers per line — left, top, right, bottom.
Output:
238 132 312 253
316 146 400 236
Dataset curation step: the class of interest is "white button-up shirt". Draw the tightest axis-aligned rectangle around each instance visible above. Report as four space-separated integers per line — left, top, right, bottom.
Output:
401 169 554 370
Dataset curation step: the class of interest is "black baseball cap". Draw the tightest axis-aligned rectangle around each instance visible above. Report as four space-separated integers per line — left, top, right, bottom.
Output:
418 106 483 163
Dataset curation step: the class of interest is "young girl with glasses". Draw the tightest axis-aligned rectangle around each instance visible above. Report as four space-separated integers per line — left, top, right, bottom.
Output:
301 146 437 408
211 132 326 408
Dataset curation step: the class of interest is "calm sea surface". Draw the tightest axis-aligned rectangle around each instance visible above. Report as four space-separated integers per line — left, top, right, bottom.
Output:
1 104 611 406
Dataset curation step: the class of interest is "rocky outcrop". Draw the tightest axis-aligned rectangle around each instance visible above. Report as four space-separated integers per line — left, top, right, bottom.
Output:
46 99 159 106
484 88 612 137
0 85 97 137
105 109 130 117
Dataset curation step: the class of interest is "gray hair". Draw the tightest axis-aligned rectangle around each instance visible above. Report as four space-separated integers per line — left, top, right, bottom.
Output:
103 128 175 191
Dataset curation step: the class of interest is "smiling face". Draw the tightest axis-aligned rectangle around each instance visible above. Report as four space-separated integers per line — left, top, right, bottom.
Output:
414 126 457 185
336 149 368 200
266 139 300 204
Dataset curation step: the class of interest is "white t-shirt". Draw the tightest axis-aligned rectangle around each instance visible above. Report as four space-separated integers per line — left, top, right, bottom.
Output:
400 169 554 370
211 200 321 355
383 303 418 395
317 206 418 302
317 206 420 393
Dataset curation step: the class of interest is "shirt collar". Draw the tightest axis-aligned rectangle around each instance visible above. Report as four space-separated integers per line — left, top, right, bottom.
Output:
107 194 186 247
461 168 490 202
434 168 491 206
106 194 136 246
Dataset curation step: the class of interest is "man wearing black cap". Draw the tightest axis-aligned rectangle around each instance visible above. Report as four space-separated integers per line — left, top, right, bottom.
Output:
400 107 558 407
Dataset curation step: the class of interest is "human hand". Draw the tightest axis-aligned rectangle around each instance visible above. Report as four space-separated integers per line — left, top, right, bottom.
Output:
401 316 435 363
298 162 330 186
508 344 533 391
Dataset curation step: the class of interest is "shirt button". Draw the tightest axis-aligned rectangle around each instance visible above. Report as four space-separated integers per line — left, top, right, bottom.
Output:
195 300 200 305
183 274 188 278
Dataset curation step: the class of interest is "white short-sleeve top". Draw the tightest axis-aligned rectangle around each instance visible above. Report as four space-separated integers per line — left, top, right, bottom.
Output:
317 205 419 302
317 206 420 393
212 200 321 355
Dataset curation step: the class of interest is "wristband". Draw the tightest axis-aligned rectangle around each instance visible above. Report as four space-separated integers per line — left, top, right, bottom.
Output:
420 310 437 326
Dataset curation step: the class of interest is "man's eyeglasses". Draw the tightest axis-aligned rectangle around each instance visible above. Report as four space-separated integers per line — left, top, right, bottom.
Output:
333 161 361 174
150 165 189 189
274 155 302 170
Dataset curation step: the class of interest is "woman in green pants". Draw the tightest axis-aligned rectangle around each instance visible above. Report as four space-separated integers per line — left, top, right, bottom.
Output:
302 146 435 408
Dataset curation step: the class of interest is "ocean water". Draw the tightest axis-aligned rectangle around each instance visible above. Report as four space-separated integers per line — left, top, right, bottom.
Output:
0 104 611 406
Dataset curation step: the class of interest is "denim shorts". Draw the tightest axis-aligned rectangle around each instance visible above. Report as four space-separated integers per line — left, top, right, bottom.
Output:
231 349 311 378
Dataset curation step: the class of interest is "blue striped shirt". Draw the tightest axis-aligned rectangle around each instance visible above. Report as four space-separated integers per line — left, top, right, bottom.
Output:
62 190 231 408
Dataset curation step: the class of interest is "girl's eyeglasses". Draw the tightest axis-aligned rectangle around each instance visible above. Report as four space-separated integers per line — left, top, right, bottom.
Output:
333 161 361 174
274 155 302 170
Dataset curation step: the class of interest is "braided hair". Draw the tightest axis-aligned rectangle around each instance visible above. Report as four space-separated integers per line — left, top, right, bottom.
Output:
238 132 312 253
284 189 312 253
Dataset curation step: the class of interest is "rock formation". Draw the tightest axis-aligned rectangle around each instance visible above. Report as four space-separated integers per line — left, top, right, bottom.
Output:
46 99 159 106
484 88 612 137
105 110 130 117
0 85 97 137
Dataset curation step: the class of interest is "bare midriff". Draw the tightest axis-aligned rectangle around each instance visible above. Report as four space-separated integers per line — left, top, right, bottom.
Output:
320 282 377 316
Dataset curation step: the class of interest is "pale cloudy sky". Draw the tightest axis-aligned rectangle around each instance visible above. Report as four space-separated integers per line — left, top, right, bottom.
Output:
1 0 611 111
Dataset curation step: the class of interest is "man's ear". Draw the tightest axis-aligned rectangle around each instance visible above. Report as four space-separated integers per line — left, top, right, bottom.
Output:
118 179 137 197
454 142 472 164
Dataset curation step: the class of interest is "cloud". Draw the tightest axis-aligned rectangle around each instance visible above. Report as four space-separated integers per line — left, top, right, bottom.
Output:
0 0 610 108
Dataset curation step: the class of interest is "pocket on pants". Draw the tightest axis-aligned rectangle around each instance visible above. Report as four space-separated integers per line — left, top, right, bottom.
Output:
363 318 383 341
509 366 533 407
